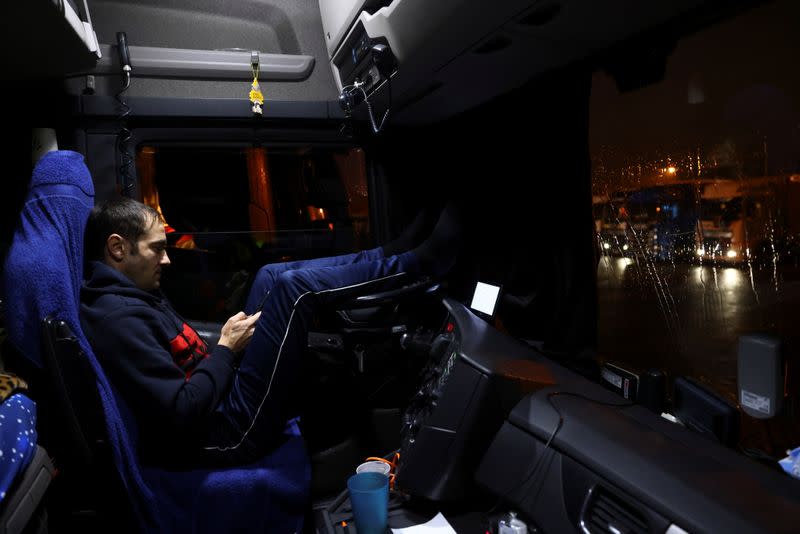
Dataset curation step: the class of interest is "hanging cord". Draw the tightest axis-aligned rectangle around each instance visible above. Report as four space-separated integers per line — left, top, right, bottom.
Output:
360 77 391 134
115 74 132 194
362 78 391 134
339 76 392 135
115 32 134 195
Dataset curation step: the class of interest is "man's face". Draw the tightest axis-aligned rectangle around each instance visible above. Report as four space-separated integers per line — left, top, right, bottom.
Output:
120 219 170 291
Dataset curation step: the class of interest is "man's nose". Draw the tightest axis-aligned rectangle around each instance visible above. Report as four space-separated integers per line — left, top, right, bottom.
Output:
161 252 171 266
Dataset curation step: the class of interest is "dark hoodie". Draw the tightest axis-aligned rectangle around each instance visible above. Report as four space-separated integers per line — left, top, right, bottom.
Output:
80 260 236 461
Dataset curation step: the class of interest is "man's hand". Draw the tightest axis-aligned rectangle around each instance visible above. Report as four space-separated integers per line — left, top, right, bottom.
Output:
218 311 262 353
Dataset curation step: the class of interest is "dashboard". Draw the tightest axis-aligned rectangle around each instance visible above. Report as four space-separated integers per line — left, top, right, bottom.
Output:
395 297 556 500
393 298 800 532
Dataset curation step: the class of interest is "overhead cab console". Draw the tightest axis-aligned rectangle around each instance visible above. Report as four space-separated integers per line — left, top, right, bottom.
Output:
321 0 477 95
319 0 755 124
320 0 549 120
330 20 394 98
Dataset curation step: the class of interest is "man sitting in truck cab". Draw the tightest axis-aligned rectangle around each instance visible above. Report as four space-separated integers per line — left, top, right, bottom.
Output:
80 197 462 466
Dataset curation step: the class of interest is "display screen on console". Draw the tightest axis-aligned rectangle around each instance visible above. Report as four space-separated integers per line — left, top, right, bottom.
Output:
470 282 500 318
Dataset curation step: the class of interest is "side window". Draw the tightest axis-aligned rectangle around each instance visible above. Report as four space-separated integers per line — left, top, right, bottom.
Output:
136 146 371 321
591 0 800 457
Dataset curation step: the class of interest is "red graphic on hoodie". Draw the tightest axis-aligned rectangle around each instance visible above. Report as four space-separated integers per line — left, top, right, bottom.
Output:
169 323 209 379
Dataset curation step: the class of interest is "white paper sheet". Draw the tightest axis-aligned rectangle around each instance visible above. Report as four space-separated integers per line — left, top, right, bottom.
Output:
390 512 457 534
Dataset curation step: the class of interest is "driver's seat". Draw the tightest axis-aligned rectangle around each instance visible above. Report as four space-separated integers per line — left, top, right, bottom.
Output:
301 275 444 499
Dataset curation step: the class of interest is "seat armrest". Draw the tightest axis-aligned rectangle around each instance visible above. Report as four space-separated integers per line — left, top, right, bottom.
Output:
0 446 54 534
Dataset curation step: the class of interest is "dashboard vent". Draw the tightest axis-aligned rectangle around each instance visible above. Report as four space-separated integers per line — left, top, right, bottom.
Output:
582 486 649 534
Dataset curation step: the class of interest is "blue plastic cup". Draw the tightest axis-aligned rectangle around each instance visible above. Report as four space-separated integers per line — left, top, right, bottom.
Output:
347 471 389 534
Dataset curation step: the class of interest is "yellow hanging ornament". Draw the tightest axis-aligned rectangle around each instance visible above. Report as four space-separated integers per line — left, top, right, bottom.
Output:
249 66 264 115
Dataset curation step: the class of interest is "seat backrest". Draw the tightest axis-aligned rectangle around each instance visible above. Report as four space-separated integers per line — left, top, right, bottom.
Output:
39 317 98 469
36 317 136 527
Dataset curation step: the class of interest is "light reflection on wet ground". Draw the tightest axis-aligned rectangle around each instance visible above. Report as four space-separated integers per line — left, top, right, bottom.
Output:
597 256 800 455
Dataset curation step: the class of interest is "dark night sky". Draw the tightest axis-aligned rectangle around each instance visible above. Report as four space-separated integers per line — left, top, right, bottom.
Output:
590 0 800 178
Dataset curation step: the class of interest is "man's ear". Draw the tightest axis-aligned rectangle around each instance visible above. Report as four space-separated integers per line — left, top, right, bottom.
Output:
106 234 127 263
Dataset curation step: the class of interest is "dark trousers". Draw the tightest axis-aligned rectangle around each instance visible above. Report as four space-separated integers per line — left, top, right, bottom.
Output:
203 248 419 462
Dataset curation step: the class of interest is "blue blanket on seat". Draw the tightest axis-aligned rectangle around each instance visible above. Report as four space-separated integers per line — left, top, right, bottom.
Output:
144 418 309 534
3 150 310 533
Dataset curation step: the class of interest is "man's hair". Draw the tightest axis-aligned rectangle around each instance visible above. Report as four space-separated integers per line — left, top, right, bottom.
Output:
85 198 162 260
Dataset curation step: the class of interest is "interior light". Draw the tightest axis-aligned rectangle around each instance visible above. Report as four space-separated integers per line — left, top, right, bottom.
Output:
726 250 737 258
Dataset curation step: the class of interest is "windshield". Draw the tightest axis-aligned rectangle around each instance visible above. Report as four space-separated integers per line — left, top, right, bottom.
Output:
591 0 800 461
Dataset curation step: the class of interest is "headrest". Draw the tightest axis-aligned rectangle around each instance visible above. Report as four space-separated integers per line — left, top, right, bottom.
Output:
28 150 94 203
